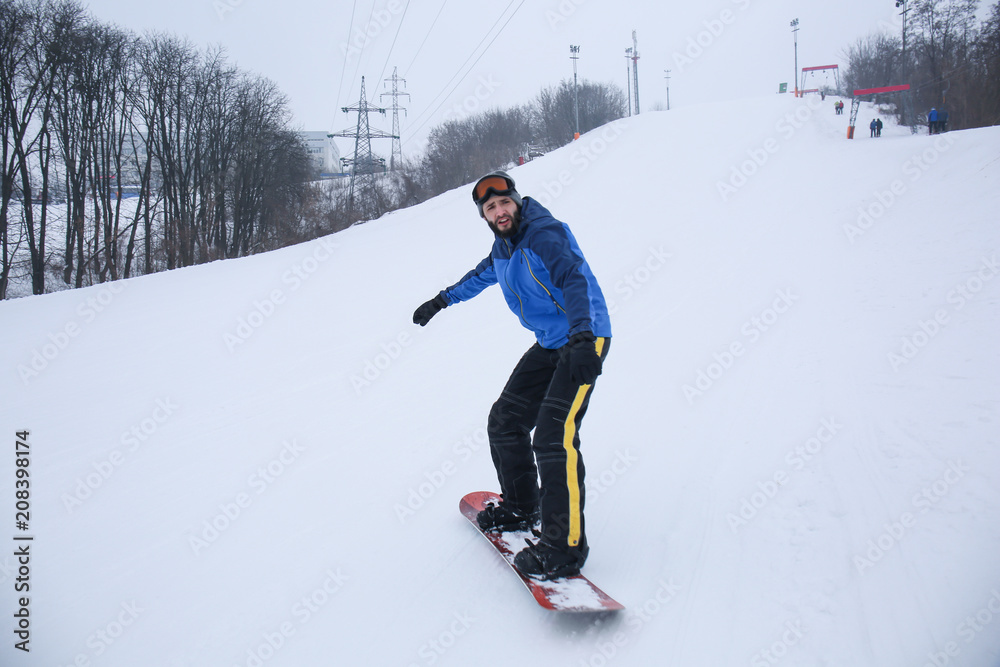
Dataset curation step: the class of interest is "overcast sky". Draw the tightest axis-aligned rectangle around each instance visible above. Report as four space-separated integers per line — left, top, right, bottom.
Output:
81 0 927 157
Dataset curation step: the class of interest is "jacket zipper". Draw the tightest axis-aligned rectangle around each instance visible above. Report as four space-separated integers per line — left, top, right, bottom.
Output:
502 239 533 327
520 250 566 314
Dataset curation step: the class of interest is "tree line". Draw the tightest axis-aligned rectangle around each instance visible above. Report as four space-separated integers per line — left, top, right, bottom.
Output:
1 0 627 299
841 0 1000 130
290 78 626 242
1 0 312 298
416 78 627 204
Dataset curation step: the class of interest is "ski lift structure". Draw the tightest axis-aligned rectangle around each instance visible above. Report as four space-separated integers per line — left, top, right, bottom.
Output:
846 84 911 138
798 64 841 96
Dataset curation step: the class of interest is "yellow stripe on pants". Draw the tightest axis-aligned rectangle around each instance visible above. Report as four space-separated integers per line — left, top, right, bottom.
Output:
562 337 605 547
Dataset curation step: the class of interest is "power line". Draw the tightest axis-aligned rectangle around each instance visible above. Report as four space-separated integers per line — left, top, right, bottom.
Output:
402 0 525 149
333 0 361 128
344 1 380 111
402 0 448 78
375 0 412 92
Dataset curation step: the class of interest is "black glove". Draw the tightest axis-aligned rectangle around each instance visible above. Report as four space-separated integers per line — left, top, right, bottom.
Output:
566 332 603 385
413 294 448 326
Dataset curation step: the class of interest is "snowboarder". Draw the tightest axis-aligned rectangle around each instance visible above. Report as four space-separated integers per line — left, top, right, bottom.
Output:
876 118 883 137
412 170 612 579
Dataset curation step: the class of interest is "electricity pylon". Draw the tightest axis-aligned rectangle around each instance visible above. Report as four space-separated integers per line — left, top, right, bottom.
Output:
381 67 409 171
331 76 398 217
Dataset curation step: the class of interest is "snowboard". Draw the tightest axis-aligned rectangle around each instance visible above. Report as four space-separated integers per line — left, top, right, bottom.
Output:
459 491 624 613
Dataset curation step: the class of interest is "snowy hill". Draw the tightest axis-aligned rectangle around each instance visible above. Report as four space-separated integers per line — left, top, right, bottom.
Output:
2 94 999 667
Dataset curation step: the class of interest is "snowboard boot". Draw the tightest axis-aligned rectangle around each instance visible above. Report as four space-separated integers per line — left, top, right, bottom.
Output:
476 498 539 532
513 536 589 580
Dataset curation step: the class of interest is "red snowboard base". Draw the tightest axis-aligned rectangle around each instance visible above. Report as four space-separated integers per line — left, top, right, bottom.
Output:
459 491 624 613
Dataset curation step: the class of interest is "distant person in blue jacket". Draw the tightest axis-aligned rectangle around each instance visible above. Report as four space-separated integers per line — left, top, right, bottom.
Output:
870 119 878 137
413 170 612 579
928 107 939 134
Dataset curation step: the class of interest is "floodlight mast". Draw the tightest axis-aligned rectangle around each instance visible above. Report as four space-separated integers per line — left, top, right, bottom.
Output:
790 19 800 97
570 45 580 139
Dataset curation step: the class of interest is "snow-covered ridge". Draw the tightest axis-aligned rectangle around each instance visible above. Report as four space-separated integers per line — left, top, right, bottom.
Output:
1 93 998 666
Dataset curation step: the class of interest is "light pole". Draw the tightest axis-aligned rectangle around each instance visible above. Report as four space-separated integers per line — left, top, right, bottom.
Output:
625 48 632 116
790 19 800 97
631 30 640 114
896 0 912 125
664 69 671 110
570 45 580 139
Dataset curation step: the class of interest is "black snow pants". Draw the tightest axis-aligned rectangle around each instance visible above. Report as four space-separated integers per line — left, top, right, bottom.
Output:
486 337 610 552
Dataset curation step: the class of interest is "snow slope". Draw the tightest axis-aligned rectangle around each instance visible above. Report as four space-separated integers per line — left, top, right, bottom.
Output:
2 93 999 667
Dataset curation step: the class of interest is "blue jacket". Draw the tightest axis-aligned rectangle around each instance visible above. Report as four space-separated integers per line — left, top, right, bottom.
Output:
441 197 612 349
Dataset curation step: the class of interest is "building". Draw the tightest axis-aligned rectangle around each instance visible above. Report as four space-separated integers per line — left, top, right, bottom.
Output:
297 132 342 177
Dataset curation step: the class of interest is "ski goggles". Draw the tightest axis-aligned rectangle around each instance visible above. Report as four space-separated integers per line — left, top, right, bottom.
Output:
472 175 514 203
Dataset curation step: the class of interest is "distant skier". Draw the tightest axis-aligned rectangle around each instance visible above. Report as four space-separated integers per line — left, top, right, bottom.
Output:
928 107 939 134
870 119 878 137
876 118 883 137
413 170 611 579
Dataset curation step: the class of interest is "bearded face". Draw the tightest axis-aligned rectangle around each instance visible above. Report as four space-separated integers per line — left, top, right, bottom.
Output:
482 195 521 238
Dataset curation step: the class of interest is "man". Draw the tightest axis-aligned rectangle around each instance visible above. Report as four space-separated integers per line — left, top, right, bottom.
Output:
412 171 612 579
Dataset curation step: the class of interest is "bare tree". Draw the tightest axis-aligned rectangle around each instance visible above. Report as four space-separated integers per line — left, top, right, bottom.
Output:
1 0 85 294
973 0 1000 124
841 32 903 93
532 79 627 149
421 105 533 195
